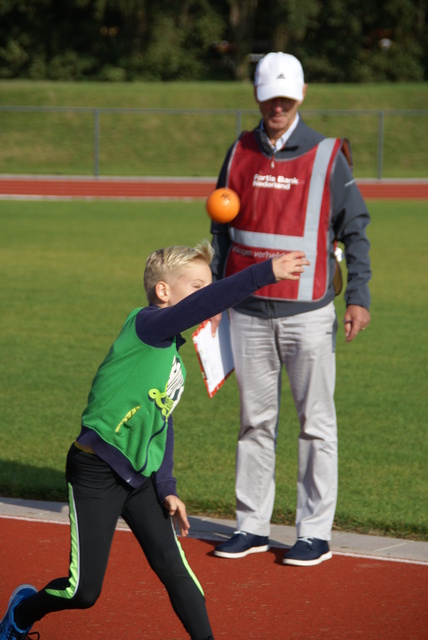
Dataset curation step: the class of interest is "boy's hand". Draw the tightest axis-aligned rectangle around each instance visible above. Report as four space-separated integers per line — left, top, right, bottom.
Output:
272 251 310 280
163 495 190 537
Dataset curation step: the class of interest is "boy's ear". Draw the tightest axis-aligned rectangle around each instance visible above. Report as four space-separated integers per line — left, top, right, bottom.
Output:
155 280 170 303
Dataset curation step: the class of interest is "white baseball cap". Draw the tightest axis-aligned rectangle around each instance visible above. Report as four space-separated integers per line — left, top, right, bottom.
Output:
254 52 305 102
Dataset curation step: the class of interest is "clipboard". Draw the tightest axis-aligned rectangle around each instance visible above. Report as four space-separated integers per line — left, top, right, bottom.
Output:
192 311 235 398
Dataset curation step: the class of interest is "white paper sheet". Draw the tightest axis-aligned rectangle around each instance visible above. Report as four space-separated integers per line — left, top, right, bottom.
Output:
192 312 234 398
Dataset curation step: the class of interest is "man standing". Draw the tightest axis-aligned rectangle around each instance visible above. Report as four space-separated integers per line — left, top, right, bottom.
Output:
210 52 371 566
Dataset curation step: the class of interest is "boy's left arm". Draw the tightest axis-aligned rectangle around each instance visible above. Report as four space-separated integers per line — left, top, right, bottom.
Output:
152 416 177 502
152 417 190 536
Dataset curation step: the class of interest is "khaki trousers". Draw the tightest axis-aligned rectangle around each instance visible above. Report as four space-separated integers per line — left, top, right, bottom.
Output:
229 302 338 540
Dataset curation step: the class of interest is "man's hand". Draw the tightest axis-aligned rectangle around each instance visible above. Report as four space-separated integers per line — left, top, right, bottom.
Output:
272 251 310 281
343 304 371 342
163 495 190 537
210 313 222 337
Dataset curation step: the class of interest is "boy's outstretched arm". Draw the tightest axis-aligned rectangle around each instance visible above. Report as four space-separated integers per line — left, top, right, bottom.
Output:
141 252 310 343
210 251 309 335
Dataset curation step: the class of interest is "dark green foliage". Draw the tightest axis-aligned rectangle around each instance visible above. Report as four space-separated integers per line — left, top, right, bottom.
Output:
0 0 426 81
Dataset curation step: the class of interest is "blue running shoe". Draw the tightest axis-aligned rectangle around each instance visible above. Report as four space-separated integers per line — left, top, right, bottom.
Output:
214 531 269 558
0 585 39 640
283 537 332 566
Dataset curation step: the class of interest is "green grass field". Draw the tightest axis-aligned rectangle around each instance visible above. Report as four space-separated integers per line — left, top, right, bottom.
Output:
1 80 427 178
1 198 427 540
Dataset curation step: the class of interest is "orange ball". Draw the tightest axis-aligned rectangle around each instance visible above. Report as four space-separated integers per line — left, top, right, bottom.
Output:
206 187 240 223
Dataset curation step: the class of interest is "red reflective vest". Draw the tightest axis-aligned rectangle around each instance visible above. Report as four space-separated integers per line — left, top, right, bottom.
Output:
224 132 344 301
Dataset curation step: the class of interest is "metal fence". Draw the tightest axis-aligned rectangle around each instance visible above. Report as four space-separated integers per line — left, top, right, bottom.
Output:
1 105 427 179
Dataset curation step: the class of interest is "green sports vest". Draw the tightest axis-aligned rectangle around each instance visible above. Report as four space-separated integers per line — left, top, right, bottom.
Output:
81 308 186 476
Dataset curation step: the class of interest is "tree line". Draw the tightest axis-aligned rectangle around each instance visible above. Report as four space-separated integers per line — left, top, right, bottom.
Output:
1 0 426 83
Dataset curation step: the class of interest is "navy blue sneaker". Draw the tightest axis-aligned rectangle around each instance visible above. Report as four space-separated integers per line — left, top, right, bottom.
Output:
214 531 269 558
0 584 39 639
283 537 332 566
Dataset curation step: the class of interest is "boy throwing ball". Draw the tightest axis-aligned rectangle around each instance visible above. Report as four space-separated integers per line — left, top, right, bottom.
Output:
0 241 308 640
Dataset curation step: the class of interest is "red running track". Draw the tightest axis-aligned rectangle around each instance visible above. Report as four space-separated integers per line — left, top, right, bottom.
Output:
0 176 428 199
0 518 427 639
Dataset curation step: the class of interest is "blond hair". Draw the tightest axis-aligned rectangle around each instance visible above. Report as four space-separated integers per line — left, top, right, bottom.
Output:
144 239 214 304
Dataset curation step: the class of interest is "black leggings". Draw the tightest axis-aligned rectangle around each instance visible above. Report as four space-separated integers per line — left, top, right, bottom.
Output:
16 445 214 639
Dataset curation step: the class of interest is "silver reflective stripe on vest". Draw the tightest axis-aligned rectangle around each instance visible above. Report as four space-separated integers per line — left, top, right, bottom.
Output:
229 138 337 301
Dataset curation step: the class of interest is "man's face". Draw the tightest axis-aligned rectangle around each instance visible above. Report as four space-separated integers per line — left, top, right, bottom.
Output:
255 87 306 142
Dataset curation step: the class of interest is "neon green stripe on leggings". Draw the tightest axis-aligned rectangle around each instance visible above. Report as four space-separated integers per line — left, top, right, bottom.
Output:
46 482 80 599
171 520 205 597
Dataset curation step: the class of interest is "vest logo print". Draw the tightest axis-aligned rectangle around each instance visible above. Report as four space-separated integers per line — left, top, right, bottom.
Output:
253 173 299 190
227 136 341 302
148 356 185 419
